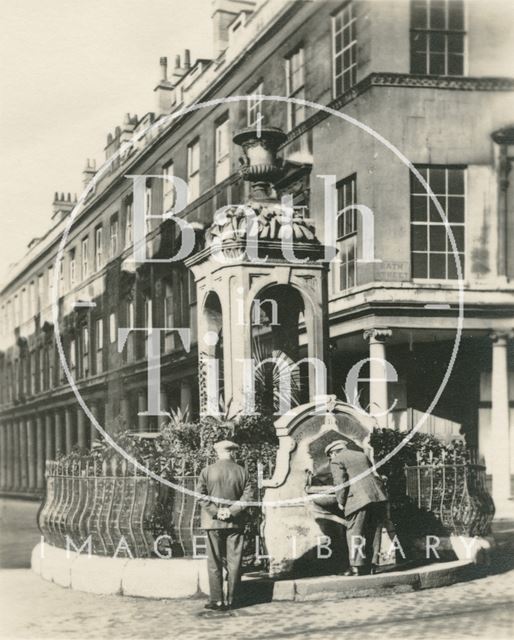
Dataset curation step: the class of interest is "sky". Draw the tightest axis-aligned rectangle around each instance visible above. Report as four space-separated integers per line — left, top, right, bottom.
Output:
0 0 212 280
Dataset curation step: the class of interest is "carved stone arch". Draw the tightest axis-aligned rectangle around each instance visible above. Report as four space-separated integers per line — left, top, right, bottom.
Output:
247 275 318 330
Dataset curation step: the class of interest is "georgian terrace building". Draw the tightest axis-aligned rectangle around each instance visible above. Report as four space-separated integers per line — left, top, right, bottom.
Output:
0 0 513 516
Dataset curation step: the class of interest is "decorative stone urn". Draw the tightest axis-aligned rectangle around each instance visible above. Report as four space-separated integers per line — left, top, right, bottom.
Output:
262 396 378 578
204 125 319 251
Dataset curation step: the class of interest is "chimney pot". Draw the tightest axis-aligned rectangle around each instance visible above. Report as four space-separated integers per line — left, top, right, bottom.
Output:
160 56 168 81
184 49 191 69
175 54 181 69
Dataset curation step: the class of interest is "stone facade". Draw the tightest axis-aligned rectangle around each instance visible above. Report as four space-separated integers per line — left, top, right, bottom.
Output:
0 0 513 517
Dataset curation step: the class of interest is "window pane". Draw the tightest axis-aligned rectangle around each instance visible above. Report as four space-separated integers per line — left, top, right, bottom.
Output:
411 167 427 193
447 196 464 223
450 225 465 252
411 31 427 53
429 225 446 252
430 32 445 53
429 253 446 279
411 0 427 28
429 168 446 194
412 225 428 251
429 52 445 75
448 169 464 194
347 259 355 288
412 252 428 278
429 0 445 29
448 33 464 53
448 254 464 279
430 198 445 222
411 195 427 221
411 52 427 74
448 0 464 30
448 53 463 75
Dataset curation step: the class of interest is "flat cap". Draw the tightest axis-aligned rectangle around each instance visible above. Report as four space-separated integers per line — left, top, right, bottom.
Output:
324 440 347 456
214 440 239 452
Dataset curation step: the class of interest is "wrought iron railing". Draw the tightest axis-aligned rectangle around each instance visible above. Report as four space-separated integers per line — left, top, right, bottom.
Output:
405 454 495 537
38 459 204 558
38 458 269 559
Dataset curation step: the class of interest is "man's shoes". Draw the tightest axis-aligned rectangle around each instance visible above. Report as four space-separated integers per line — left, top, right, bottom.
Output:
342 567 371 576
204 602 226 611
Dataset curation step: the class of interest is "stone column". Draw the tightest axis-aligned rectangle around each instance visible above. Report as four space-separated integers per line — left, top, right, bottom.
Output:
64 407 74 453
36 416 45 490
89 402 98 443
221 279 253 416
180 380 192 415
77 408 87 449
55 411 64 456
27 418 36 490
45 413 55 463
160 390 168 417
120 396 130 431
490 331 512 514
7 423 14 489
0 423 6 489
363 328 393 428
138 392 147 432
19 418 28 490
13 419 21 490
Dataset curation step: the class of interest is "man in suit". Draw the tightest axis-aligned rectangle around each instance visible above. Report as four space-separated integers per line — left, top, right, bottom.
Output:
198 440 253 611
325 439 388 576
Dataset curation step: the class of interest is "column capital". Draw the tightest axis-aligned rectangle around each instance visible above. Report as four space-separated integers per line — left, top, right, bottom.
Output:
363 328 392 344
490 330 514 345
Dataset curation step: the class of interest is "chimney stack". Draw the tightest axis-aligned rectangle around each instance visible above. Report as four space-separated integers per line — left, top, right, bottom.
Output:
82 158 97 188
154 56 174 114
211 0 256 57
183 49 191 69
52 191 77 222
160 56 168 81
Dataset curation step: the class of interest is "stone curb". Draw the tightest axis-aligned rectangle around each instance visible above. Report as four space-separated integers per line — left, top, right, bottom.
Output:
32 543 208 598
271 560 486 602
31 543 489 601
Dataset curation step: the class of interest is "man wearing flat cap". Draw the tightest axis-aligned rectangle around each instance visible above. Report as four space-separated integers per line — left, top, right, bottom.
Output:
198 440 253 611
325 439 388 576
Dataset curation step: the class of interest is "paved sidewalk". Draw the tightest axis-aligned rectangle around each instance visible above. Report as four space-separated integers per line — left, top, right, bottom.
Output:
1 565 513 640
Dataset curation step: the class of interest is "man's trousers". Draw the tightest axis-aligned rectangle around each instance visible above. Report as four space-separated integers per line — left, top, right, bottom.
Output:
205 529 244 605
345 501 386 568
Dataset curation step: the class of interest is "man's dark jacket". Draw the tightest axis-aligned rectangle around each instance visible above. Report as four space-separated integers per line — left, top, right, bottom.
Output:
330 448 387 516
198 459 253 529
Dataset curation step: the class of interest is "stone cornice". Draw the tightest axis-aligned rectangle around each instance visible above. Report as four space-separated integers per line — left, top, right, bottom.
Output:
284 73 514 146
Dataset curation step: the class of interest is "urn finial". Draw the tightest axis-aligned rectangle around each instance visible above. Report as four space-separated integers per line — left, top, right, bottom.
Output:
233 126 287 200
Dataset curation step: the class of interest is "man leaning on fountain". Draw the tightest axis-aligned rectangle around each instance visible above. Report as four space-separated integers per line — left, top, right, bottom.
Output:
325 439 388 576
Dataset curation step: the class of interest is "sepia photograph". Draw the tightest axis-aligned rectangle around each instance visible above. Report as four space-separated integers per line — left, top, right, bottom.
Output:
0 0 513 638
